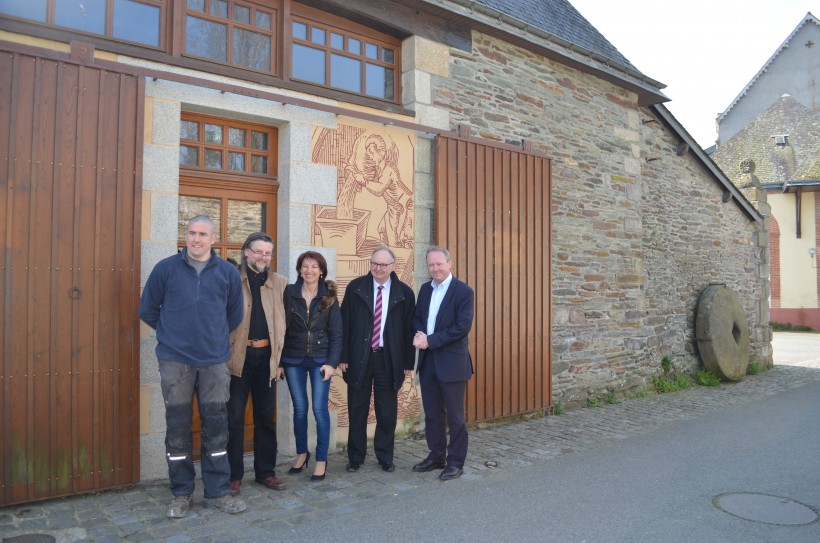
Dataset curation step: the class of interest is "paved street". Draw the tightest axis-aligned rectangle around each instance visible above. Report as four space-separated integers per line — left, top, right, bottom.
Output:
2 332 820 542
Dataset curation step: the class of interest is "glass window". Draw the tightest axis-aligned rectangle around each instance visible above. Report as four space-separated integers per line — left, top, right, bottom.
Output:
233 4 250 24
204 124 223 144
180 115 276 178
180 121 200 141
0 0 48 21
233 28 271 71
256 10 271 30
228 128 245 147
186 16 228 62
187 0 205 12
331 55 361 93
292 43 325 84
289 15 399 102
210 0 228 18
55 0 106 34
227 200 264 243
178 196 222 241
205 149 223 169
179 146 199 166
113 0 160 47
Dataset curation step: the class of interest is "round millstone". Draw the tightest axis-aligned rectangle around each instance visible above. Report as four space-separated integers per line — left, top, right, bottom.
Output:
695 284 750 381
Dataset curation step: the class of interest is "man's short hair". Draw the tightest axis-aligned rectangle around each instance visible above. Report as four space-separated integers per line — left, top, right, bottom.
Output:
426 245 451 261
371 245 396 263
187 214 216 234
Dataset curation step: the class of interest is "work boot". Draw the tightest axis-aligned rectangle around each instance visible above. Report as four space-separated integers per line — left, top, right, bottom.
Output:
166 495 192 518
204 494 247 514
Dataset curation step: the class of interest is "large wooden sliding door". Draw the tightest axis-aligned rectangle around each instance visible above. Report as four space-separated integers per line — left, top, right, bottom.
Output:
0 49 142 506
435 135 551 423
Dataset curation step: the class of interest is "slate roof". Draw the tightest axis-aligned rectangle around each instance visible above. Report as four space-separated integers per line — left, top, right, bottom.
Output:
472 0 637 70
717 12 819 123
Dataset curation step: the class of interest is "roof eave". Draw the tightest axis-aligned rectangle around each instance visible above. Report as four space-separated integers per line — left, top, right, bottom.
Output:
651 104 763 223
419 0 669 106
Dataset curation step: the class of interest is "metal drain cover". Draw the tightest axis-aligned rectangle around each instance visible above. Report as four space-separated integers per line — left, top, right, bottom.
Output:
2 535 57 543
714 492 818 526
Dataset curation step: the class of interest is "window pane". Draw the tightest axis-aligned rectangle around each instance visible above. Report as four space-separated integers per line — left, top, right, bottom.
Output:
187 0 205 12
330 32 344 50
366 64 394 99
210 0 228 18
311 27 325 45
205 149 223 169
292 44 325 84
228 127 245 147
251 131 268 150
233 4 250 24
55 0 106 35
227 200 264 243
228 152 245 171
383 48 394 64
113 0 160 47
348 38 361 55
179 196 221 242
204 124 222 144
331 54 361 93
292 21 307 40
179 146 199 166
0 0 47 21
180 121 199 141
186 16 227 62
256 10 271 29
233 28 271 71
365 42 378 59
251 155 267 174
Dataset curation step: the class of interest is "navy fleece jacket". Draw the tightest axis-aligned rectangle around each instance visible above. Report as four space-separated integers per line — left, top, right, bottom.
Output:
139 249 243 366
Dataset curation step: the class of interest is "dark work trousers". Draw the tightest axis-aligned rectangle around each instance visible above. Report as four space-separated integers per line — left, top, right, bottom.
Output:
159 359 231 499
419 367 468 469
226 345 278 481
347 350 399 465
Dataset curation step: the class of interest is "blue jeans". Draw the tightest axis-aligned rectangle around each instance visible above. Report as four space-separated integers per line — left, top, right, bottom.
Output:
158 359 231 498
283 365 331 461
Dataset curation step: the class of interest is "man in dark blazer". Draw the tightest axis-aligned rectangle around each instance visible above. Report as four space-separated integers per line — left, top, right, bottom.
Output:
411 246 474 481
340 246 416 473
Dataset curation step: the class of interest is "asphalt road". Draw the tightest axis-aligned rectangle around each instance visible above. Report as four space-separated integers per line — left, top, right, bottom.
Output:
285 335 820 543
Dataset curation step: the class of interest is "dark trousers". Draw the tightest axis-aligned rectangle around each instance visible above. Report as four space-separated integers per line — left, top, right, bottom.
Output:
159 359 231 499
226 346 278 481
347 351 399 464
419 367 468 469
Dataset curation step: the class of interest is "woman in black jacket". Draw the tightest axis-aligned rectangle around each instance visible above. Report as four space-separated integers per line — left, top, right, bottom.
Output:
278 251 342 481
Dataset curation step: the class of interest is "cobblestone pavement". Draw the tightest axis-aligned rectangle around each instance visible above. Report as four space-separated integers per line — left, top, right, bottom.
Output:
3 347 820 543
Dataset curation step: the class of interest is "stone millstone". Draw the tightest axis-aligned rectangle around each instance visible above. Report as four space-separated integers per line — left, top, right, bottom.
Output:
695 284 750 381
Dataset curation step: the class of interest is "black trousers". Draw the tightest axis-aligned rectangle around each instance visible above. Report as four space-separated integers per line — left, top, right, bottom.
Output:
347 350 399 464
226 346 278 480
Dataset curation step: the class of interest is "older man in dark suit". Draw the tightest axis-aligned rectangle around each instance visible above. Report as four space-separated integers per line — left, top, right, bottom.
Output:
411 246 475 481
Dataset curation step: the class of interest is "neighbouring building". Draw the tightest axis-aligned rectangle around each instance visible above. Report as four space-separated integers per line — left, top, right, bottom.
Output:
711 12 820 329
1 0 771 505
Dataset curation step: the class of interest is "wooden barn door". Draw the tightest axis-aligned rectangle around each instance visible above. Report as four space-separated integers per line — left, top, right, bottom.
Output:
0 50 142 506
435 135 551 422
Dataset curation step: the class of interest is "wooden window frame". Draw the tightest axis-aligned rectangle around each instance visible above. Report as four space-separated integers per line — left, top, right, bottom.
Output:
1 0 405 107
180 0 281 75
179 112 279 184
288 3 401 103
0 0 166 49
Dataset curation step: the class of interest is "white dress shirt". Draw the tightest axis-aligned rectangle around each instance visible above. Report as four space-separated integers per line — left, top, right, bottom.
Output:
426 273 453 335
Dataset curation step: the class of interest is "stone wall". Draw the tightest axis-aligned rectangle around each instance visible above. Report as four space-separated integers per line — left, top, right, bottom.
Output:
426 32 770 406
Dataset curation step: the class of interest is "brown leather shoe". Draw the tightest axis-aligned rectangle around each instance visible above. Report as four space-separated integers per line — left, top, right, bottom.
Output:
230 480 241 496
255 475 287 491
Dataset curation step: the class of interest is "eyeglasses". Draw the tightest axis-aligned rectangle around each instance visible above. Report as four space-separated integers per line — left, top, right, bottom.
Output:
247 247 273 258
370 261 395 270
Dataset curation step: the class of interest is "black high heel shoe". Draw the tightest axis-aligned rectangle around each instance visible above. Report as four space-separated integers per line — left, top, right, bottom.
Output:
288 451 310 474
310 462 327 482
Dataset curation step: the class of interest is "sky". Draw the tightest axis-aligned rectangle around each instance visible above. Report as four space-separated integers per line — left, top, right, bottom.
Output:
568 0 818 148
